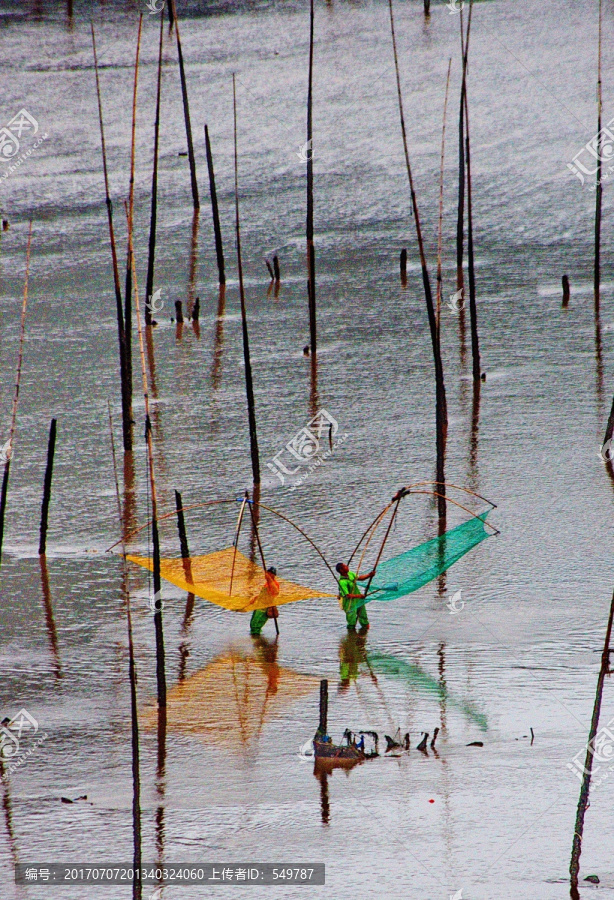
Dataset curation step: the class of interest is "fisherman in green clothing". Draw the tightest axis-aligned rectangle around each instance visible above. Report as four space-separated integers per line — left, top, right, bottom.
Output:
249 566 280 636
336 562 375 630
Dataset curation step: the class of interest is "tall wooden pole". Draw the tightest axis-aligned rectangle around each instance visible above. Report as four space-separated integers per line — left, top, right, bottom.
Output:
569 589 614 896
463 5 481 383
0 222 32 570
38 419 57 556
171 0 199 209
456 8 470 297
92 25 131 451
594 0 603 312
233 75 261 486
204 124 226 285
388 0 446 518
124 15 142 428
436 60 452 331
145 11 165 324
306 0 317 354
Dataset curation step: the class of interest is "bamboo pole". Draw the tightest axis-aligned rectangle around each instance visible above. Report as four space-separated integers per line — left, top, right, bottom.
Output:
123 15 142 430
388 0 447 518
91 25 131 452
594 0 603 313
38 419 57 556
125 202 167 709
171 0 199 209
456 8 470 296
569 589 614 896
463 6 481 383
204 124 226 285
436 60 453 331
233 74 261 486
145 12 165 325
108 405 142 900
0 222 32 570
306 0 317 354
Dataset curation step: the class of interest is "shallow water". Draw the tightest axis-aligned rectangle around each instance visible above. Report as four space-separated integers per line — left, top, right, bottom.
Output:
2 1 614 898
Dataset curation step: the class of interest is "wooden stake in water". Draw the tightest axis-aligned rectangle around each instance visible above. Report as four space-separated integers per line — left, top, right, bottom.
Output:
388 0 447 519
569 589 614 896
463 10 481 383
92 25 131 452
171 0 199 209
456 8 470 297
562 275 570 308
145 11 165 324
594 0 603 313
204 124 226 285
124 15 143 429
108 405 142 900
174 489 190 559
436 60 453 330
306 0 317 354
125 202 167 709
233 75 261 486
0 222 32 570
38 419 57 556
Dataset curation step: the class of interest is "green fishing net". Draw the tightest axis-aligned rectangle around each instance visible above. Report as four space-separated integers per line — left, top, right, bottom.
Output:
357 511 490 607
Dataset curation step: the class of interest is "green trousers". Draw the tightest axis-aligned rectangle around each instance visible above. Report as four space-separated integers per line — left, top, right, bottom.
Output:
250 609 269 635
344 600 369 629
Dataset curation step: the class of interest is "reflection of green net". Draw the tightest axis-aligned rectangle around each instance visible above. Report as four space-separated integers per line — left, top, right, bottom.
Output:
356 511 490 608
366 651 488 732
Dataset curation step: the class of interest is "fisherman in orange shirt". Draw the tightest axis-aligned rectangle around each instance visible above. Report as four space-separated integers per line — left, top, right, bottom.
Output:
249 566 280 635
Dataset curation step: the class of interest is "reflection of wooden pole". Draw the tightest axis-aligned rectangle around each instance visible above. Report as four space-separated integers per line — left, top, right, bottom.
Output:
0 222 32 570
171 0 199 209
145 12 164 324
126 202 167 709
233 75 261 486
92 27 131 451
306 0 317 354
38 419 57 556
108 406 142 899
204 124 226 285
569 589 614 896
39 554 61 679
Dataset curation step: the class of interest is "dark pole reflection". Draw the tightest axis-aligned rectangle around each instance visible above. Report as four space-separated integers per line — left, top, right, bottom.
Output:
39 555 61 679
211 285 226 391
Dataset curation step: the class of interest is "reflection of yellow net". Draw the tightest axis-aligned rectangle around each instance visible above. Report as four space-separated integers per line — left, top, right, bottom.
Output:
142 645 319 753
126 546 334 611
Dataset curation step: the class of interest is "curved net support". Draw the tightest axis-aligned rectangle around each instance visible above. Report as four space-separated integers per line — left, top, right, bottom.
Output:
358 511 491 608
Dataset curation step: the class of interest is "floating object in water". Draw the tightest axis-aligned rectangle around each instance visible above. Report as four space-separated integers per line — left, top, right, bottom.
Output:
60 795 87 804
467 741 483 747
303 345 310 357
312 680 377 763
2 219 9 231
178 151 188 156
416 732 429 753
428 798 435 804
584 875 600 884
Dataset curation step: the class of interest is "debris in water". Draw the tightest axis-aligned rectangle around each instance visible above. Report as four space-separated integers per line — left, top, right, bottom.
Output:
467 741 483 747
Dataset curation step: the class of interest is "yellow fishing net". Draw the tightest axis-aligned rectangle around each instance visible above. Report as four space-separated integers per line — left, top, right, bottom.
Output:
126 546 334 611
